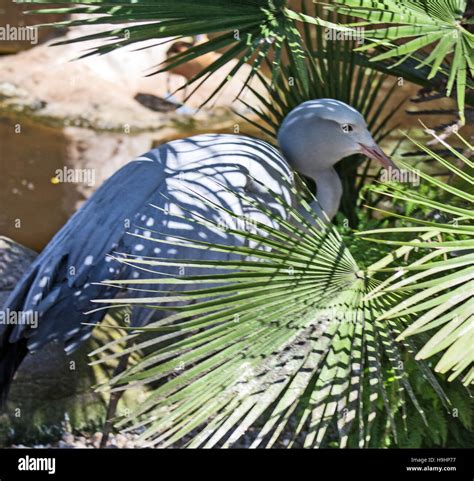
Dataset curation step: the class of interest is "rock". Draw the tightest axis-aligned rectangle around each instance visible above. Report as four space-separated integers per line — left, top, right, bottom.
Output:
58 440 73 449
61 432 75 445
7 430 146 448
0 26 265 132
90 432 102 449
0 27 264 251
61 127 155 215
115 433 128 449
0 236 37 296
0 237 148 446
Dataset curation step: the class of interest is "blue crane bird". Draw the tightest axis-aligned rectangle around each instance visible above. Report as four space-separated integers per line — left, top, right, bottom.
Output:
0 99 396 439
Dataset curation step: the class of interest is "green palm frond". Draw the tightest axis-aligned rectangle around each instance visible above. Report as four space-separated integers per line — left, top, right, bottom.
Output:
360 131 474 386
17 0 313 105
240 17 400 143
19 0 473 118
311 0 474 124
90 176 447 448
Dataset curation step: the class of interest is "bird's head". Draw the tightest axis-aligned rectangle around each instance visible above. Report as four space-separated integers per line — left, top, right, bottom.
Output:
277 99 397 177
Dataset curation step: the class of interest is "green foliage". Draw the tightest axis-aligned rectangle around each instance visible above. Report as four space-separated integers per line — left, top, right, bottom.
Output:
18 0 307 106
338 211 395 268
360 131 474 385
85 139 468 447
86 133 473 448
360 360 472 448
16 0 472 449
315 0 474 124
19 0 473 117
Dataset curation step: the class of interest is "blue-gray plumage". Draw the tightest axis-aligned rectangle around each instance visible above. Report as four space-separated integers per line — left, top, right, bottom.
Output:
0 99 396 403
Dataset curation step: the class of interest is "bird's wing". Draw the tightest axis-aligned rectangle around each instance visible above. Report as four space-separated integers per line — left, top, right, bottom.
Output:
1 152 172 345
1 134 294 354
0 153 171 401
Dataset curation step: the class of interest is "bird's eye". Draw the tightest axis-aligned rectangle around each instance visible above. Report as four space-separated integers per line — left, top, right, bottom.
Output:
341 124 353 133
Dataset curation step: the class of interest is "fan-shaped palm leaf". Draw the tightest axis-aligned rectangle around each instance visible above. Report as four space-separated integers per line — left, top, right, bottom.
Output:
308 0 474 124
89 175 448 448
360 131 473 386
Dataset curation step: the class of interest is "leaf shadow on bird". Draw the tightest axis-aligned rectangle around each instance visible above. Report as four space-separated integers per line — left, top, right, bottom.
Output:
0 99 396 446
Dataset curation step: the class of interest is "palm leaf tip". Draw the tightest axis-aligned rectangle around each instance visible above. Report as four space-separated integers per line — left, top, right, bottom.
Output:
319 0 473 125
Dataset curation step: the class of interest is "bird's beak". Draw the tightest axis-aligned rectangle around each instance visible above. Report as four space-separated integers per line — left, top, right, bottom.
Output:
358 142 399 171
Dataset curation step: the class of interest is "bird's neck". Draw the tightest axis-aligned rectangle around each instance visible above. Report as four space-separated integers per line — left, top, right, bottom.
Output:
306 167 342 221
